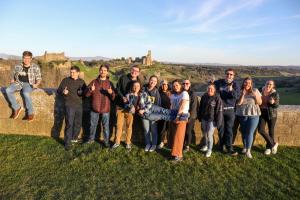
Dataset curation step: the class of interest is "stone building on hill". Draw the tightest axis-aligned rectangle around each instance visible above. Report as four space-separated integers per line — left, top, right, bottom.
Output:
35 51 68 62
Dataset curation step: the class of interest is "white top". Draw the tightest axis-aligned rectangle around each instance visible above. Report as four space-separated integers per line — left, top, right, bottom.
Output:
170 91 190 114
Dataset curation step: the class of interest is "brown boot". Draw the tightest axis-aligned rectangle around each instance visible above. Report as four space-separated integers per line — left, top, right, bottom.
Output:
12 107 23 119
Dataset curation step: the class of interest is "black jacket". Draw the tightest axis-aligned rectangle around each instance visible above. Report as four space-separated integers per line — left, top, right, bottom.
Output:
198 93 223 128
260 88 280 119
188 90 199 120
214 79 240 108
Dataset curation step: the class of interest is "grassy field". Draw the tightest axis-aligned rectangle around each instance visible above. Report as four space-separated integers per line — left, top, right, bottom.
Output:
277 88 300 105
0 135 299 200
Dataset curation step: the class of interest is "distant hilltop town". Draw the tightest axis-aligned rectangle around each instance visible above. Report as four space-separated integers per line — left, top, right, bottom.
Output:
35 51 69 62
33 50 153 66
127 50 153 66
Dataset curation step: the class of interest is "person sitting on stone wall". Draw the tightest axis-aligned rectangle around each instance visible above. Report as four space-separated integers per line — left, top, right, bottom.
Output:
5 51 42 121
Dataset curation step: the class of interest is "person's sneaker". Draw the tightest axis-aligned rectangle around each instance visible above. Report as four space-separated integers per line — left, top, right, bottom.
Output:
12 107 23 119
171 156 183 163
104 142 110 148
222 145 228 153
126 144 132 150
205 150 212 158
111 143 120 149
271 142 279 154
27 114 34 122
86 140 94 144
241 148 247 154
64 145 72 151
264 149 271 155
144 144 151 152
229 150 238 156
149 145 156 152
71 139 78 144
246 150 253 159
200 146 208 152
158 142 164 149
183 146 190 153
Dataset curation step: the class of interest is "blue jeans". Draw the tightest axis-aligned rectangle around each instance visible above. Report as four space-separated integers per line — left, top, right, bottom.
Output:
142 119 158 146
64 106 82 146
201 120 216 151
89 111 110 144
6 82 34 114
143 105 189 121
238 116 259 149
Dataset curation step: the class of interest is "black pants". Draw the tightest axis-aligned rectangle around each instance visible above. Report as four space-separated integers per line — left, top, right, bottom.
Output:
64 106 83 146
258 110 276 149
184 118 196 146
218 109 235 150
157 120 169 144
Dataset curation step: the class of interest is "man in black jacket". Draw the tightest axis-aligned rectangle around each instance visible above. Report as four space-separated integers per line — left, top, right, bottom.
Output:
182 79 198 152
112 64 142 149
57 66 86 150
214 68 240 156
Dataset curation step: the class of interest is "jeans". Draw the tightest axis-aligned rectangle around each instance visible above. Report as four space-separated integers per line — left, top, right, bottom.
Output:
143 105 189 121
201 120 216 151
64 106 82 146
142 118 158 146
238 116 259 149
6 82 34 114
218 109 236 150
89 111 110 144
258 109 277 149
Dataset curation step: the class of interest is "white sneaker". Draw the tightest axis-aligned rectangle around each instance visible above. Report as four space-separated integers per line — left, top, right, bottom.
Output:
111 143 120 149
246 150 253 159
272 142 279 154
264 149 271 155
200 146 208 152
126 144 132 149
206 151 212 157
144 144 151 152
158 142 164 149
149 145 156 152
242 148 247 154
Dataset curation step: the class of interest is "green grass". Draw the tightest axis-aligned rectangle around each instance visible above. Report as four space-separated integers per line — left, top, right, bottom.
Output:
277 88 300 105
0 135 299 200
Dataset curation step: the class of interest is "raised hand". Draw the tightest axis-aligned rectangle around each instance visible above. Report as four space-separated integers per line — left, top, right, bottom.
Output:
269 97 275 104
63 86 69 95
123 96 128 103
91 82 95 91
107 85 113 94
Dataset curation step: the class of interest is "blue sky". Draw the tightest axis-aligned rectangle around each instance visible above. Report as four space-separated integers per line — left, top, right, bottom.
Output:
0 0 300 65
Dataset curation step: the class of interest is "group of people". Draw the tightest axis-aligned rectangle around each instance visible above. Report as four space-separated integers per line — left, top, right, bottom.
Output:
6 51 279 161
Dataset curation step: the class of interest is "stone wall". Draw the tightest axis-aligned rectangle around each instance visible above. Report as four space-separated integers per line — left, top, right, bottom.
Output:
0 88 299 146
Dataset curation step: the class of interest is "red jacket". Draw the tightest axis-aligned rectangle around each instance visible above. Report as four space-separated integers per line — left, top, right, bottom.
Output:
85 77 115 113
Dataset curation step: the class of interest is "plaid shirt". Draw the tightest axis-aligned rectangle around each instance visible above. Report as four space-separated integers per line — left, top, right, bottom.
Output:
11 63 42 90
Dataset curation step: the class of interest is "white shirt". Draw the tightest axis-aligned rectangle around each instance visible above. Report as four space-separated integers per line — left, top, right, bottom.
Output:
170 91 190 114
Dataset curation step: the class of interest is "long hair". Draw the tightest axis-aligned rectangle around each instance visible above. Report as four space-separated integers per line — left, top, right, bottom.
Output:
241 77 254 93
171 79 183 94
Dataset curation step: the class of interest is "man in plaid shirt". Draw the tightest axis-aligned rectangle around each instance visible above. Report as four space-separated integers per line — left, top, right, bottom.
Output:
5 51 42 121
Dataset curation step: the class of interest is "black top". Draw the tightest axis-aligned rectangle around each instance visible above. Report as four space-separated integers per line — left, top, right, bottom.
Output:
57 77 87 108
198 93 223 128
18 66 29 83
159 91 171 109
188 90 199 120
116 73 141 108
214 79 240 108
